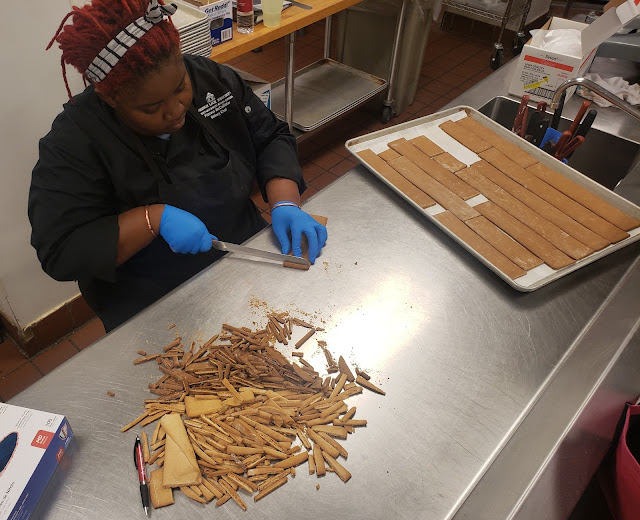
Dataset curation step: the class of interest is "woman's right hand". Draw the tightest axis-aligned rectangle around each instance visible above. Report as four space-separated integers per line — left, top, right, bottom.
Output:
159 205 217 254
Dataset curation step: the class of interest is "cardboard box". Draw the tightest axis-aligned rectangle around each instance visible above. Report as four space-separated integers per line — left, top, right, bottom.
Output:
0 404 73 520
187 0 233 47
509 0 640 102
230 67 271 108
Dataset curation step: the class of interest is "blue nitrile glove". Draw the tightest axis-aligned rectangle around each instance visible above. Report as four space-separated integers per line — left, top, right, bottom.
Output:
271 202 328 264
159 205 217 254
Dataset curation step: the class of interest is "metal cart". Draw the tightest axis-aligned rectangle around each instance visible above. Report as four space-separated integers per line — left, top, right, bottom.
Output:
440 0 533 69
336 0 434 123
271 0 410 130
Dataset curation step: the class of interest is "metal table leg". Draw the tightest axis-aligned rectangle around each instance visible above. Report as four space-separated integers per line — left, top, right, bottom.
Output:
512 0 532 56
324 15 332 59
284 32 296 132
381 0 408 123
490 0 515 69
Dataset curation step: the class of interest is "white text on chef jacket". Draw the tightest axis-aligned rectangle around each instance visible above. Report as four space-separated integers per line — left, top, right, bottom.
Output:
198 92 233 119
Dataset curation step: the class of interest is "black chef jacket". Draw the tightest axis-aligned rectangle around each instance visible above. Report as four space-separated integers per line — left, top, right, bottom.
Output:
29 55 305 332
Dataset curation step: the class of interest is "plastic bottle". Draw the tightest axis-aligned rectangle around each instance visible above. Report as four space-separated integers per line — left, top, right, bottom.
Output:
237 0 254 34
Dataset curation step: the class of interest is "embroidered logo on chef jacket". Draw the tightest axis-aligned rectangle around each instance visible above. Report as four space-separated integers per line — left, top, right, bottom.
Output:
198 91 233 120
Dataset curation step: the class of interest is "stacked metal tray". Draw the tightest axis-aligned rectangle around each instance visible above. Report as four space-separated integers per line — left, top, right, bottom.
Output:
270 59 387 132
173 0 213 58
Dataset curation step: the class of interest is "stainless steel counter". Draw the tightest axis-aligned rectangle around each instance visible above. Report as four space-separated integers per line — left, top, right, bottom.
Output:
12 168 640 520
446 56 640 519
11 59 640 520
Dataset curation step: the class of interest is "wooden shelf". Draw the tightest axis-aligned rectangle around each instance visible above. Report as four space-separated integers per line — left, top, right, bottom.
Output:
208 0 362 63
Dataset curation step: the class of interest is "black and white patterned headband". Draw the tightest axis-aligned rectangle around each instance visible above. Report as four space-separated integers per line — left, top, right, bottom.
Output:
85 0 177 83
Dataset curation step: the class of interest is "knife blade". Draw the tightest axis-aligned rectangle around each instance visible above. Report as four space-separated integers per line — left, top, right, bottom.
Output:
212 240 310 267
287 0 312 8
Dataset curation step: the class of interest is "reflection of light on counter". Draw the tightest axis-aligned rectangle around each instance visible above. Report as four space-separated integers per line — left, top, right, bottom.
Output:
322 275 429 369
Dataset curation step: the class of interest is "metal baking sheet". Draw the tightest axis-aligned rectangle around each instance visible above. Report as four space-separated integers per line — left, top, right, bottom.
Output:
271 59 387 131
345 106 640 292
181 40 212 53
179 26 211 42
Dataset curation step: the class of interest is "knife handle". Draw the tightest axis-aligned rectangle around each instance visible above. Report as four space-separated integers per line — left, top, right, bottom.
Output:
551 91 565 130
574 109 596 139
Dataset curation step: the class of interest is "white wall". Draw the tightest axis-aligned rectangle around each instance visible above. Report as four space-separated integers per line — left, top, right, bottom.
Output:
0 284 15 323
0 0 86 330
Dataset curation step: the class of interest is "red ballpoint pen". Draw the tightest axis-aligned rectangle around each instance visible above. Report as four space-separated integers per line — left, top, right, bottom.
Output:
134 436 151 516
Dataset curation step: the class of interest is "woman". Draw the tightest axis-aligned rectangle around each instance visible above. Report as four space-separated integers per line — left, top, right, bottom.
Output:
29 0 327 332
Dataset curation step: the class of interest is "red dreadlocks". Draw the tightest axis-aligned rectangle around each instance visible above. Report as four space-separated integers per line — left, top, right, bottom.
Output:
47 0 180 101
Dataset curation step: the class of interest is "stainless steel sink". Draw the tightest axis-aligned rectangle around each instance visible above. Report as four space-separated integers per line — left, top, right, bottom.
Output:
478 96 640 191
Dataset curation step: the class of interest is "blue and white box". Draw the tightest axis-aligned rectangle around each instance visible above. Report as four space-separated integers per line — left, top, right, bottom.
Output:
0 404 73 520
199 0 233 47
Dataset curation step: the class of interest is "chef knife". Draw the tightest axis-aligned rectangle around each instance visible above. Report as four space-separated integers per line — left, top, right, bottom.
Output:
568 100 592 137
574 109 597 139
566 109 596 160
212 240 310 267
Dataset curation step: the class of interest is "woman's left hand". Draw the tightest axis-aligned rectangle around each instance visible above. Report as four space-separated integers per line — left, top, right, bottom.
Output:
271 203 328 264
